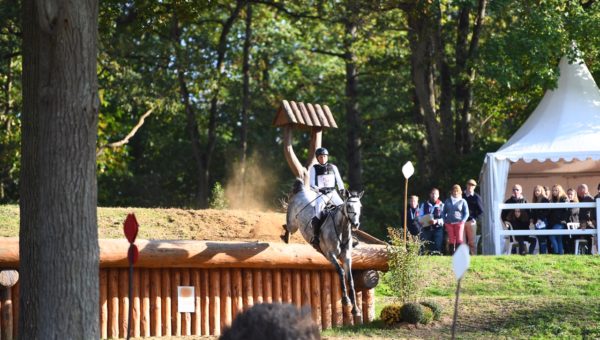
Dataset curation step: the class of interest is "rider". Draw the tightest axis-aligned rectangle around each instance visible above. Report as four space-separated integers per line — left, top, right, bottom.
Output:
309 147 345 248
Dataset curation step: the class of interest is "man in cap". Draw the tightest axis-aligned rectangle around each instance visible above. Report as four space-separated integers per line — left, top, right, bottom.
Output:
463 179 484 255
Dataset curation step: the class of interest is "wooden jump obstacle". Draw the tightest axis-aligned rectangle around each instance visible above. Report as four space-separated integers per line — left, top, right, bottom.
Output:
0 238 388 338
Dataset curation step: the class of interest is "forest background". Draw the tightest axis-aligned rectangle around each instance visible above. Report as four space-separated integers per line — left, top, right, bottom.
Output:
1 0 600 240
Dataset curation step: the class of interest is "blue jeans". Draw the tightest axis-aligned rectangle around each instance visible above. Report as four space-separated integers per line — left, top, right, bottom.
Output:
549 224 565 254
420 226 444 255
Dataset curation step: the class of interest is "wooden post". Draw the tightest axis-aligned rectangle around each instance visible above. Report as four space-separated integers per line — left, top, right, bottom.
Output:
11 281 18 340
161 269 172 336
191 269 201 335
355 291 363 325
321 271 332 330
263 269 273 303
132 269 141 337
220 269 232 330
0 271 17 340
181 269 191 336
200 269 210 336
281 269 292 304
331 272 342 327
141 269 151 337
311 271 322 330
108 269 119 338
99 269 108 339
171 269 181 336
118 269 129 338
292 270 302 308
301 271 311 309
210 269 221 336
242 269 253 311
272 270 282 303
363 288 375 322
231 269 243 321
252 269 263 304
150 269 162 337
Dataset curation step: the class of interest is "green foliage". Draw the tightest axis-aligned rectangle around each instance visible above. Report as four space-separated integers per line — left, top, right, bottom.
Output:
400 302 423 325
209 182 228 210
379 304 402 327
385 228 424 303
420 300 442 321
420 307 434 325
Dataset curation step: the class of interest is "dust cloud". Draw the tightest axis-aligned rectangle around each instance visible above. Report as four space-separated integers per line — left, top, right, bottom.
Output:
224 152 280 211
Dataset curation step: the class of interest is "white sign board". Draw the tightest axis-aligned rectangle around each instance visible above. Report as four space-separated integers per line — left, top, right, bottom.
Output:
452 244 471 280
178 286 195 313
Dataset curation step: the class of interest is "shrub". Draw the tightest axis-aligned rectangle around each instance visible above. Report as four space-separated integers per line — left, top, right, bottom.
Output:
386 227 424 303
400 302 423 324
209 182 228 210
420 307 434 325
420 300 442 321
380 304 403 326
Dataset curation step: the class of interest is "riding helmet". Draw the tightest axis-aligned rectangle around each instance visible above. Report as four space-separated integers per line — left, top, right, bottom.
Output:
315 147 329 156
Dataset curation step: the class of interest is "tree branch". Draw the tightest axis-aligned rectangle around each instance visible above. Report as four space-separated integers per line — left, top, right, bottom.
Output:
96 106 154 157
310 48 347 59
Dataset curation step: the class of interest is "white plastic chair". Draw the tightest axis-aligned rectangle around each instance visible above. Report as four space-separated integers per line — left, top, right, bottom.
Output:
567 222 588 255
503 222 529 255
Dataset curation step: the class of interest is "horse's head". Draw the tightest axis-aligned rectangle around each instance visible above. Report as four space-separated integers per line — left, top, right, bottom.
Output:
342 190 363 228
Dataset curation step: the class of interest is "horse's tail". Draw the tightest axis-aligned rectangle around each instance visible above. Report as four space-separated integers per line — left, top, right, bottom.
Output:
292 178 305 194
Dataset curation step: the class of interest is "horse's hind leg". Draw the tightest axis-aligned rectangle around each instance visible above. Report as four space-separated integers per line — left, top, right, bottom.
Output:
326 252 350 305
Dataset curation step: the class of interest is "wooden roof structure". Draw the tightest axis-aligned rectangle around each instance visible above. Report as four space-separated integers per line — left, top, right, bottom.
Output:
273 100 338 128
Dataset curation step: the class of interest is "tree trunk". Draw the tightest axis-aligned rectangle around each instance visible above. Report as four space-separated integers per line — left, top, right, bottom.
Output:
240 2 252 201
20 0 100 338
344 1 363 191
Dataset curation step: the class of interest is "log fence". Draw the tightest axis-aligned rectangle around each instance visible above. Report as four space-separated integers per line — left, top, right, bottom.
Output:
0 238 388 338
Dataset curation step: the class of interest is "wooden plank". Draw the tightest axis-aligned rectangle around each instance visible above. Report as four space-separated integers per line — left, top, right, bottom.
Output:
181 269 191 336
231 269 243 321
282 100 298 124
171 270 181 336
118 269 129 338
132 270 141 338
141 269 150 337
253 269 263 304
363 288 375 323
282 269 292 304
306 104 321 127
210 270 221 336
321 271 332 330
331 272 342 327
292 269 302 308
1 287 13 340
289 101 306 125
161 269 172 336
263 269 273 303
311 271 322 330
242 269 253 312
301 270 311 309
355 291 363 325
10 282 18 340
220 269 232 330
298 102 314 126
272 270 282 303
99 269 108 339
314 104 331 127
200 269 210 336
191 269 201 335
150 269 162 337
108 269 119 339
322 105 338 128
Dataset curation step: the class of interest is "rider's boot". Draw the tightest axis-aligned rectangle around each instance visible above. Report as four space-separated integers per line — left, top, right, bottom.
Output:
310 216 322 250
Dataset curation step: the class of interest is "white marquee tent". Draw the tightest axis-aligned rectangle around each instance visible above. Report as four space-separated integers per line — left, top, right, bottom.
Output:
480 57 600 255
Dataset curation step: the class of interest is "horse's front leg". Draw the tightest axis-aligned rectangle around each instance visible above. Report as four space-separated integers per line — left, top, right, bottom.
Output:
342 250 361 317
326 252 350 305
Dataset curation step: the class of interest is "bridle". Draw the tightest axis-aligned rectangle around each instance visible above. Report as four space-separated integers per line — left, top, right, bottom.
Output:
342 196 361 228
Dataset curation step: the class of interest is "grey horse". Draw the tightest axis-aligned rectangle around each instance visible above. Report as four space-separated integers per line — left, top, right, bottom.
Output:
282 179 364 318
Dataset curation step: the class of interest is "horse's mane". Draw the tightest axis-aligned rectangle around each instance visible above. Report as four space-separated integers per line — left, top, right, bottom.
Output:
292 178 305 194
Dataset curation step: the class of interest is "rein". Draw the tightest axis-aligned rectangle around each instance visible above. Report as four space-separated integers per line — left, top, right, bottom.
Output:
294 191 329 219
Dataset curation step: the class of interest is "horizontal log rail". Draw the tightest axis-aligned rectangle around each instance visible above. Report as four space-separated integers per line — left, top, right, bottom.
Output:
0 238 389 271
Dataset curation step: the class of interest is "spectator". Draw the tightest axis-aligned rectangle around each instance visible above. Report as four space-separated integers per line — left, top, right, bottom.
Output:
442 184 469 254
565 188 580 253
530 185 550 254
548 184 569 255
463 179 483 255
506 208 537 255
501 184 528 222
406 195 422 236
596 183 600 200
577 184 595 253
418 188 445 255
543 186 551 199
220 303 320 340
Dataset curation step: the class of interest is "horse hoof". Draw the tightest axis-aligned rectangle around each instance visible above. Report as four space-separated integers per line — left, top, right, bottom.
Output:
280 229 290 244
342 297 351 305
